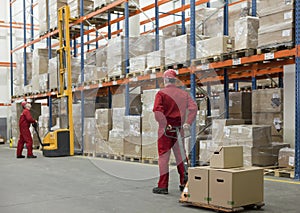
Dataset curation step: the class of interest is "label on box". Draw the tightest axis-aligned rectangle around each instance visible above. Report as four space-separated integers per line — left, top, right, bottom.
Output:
282 30 291 37
273 93 280 99
201 63 209 70
232 58 241 65
289 156 294 166
285 0 292 5
241 2 248 8
284 11 293 20
264 52 274 60
238 126 243 134
224 127 230 137
218 11 223 18
229 100 233 107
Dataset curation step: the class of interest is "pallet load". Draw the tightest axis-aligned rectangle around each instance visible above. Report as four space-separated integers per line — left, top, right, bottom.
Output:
14 52 32 95
72 104 82 151
146 50 165 71
252 88 284 142
49 0 68 29
228 92 252 124
32 48 57 93
257 0 294 48
141 89 159 161
183 146 264 212
123 116 142 158
234 16 259 51
278 147 295 168
38 0 48 35
68 0 94 18
196 36 234 60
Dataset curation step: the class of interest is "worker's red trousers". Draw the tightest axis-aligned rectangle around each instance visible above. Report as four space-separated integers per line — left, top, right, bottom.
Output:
16 127 33 157
157 128 186 189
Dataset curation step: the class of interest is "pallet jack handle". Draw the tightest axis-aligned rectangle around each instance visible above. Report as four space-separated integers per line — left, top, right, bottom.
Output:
32 123 50 148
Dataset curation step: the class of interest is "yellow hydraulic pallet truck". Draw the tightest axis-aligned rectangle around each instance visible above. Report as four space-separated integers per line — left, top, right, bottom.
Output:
42 5 74 157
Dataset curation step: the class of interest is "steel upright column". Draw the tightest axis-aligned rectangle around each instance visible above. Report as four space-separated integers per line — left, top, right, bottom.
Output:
23 0 27 86
30 0 34 50
252 0 257 89
108 12 112 39
294 0 300 180
278 73 283 88
190 0 196 167
73 38 77 57
155 0 159 51
207 82 211 117
124 1 130 116
80 0 85 153
181 0 186 35
234 81 239 91
47 0 52 130
10 1 13 96
96 31 99 49
223 0 229 119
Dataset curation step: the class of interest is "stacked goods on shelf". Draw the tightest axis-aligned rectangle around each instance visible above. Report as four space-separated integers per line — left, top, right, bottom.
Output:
83 117 97 153
162 24 183 37
141 89 159 160
10 103 22 147
32 48 57 93
95 46 108 77
129 55 147 73
197 1 251 37
196 36 234 59
37 106 50 145
278 147 295 168
106 35 158 77
257 0 294 48
95 109 112 154
123 116 142 157
68 0 94 18
146 50 165 69
188 147 264 209
14 52 32 95
38 0 48 35
228 92 252 124
200 119 290 166
252 88 284 142
49 0 68 29
72 103 82 151
234 16 259 50
94 0 137 9
165 34 197 65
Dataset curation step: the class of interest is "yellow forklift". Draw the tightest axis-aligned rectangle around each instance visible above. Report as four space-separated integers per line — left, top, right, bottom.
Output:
42 5 74 157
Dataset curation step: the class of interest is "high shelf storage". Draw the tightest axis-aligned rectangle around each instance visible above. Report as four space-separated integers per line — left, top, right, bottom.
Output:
9 0 300 180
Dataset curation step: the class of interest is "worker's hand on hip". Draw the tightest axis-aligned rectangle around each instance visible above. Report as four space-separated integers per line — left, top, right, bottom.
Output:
183 123 190 130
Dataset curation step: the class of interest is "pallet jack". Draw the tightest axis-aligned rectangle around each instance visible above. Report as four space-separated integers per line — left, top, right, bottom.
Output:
41 5 75 157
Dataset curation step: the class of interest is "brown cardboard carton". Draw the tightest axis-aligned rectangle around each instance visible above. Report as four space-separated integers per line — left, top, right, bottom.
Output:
188 167 211 204
212 119 245 142
229 92 252 114
278 147 295 168
210 146 244 169
209 167 264 208
259 10 293 28
252 88 283 113
257 0 294 16
123 138 141 158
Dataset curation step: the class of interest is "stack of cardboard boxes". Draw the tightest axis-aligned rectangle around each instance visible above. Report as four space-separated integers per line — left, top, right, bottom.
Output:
188 146 264 209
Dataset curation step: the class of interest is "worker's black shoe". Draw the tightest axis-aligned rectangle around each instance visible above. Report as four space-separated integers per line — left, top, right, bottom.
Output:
152 187 168 194
27 155 37 158
179 185 185 192
16 155 25 159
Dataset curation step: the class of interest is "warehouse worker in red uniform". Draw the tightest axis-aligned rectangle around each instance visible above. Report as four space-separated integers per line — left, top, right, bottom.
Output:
152 69 198 194
16 101 37 158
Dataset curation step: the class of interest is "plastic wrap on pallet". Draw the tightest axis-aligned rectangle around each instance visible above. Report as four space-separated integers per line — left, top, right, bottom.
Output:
86 50 96 65
234 16 259 50
39 73 48 91
202 1 251 37
68 0 94 18
258 21 294 48
48 57 57 90
49 0 68 29
165 34 193 65
278 147 295 168
196 36 234 59
257 0 294 16
129 55 146 72
38 0 48 35
162 24 183 37
83 117 96 153
141 89 159 111
252 88 283 113
72 103 82 150
146 50 165 69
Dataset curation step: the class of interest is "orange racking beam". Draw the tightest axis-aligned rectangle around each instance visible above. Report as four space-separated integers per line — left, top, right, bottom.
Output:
0 62 16 67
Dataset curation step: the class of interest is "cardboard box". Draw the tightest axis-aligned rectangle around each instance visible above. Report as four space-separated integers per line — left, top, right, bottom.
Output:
212 119 245 142
123 138 141 157
257 0 294 16
209 167 264 208
278 147 295 168
252 88 283 113
188 167 211 204
210 146 244 169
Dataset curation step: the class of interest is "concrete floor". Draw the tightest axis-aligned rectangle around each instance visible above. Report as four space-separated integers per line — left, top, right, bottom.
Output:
0 145 300 213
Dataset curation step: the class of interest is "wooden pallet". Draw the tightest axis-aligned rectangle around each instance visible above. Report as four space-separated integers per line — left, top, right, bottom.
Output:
83 152 95 157
199 53 232 64
141 157 158 165
165 61 190 70
265 167 295 179
126 71 144 78
95 153 123 160
146 66 165 74
123 155 141 162
107 74 125 82
231 48 256 59
179 200 264 212
257 42 294 54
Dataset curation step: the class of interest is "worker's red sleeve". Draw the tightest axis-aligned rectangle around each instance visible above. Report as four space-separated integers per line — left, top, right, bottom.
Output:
186 95 198 125
153 93 167 127
23 110 36 123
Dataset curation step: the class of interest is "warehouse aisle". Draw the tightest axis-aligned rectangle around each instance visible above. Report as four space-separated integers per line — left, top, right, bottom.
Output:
0 145 299 213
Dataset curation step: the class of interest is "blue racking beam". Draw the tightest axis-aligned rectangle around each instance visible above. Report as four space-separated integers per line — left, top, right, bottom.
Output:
181 0 186 35
10 1 13 96
155 0 159 51
23 0 27 86
190 0 196 167
223 0 229 119
124 1 130 116
80 0 85 154
294 0 300 180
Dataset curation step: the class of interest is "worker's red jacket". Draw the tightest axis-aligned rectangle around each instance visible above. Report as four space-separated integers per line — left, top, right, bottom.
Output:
19 108 35 129
153 84 198 128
